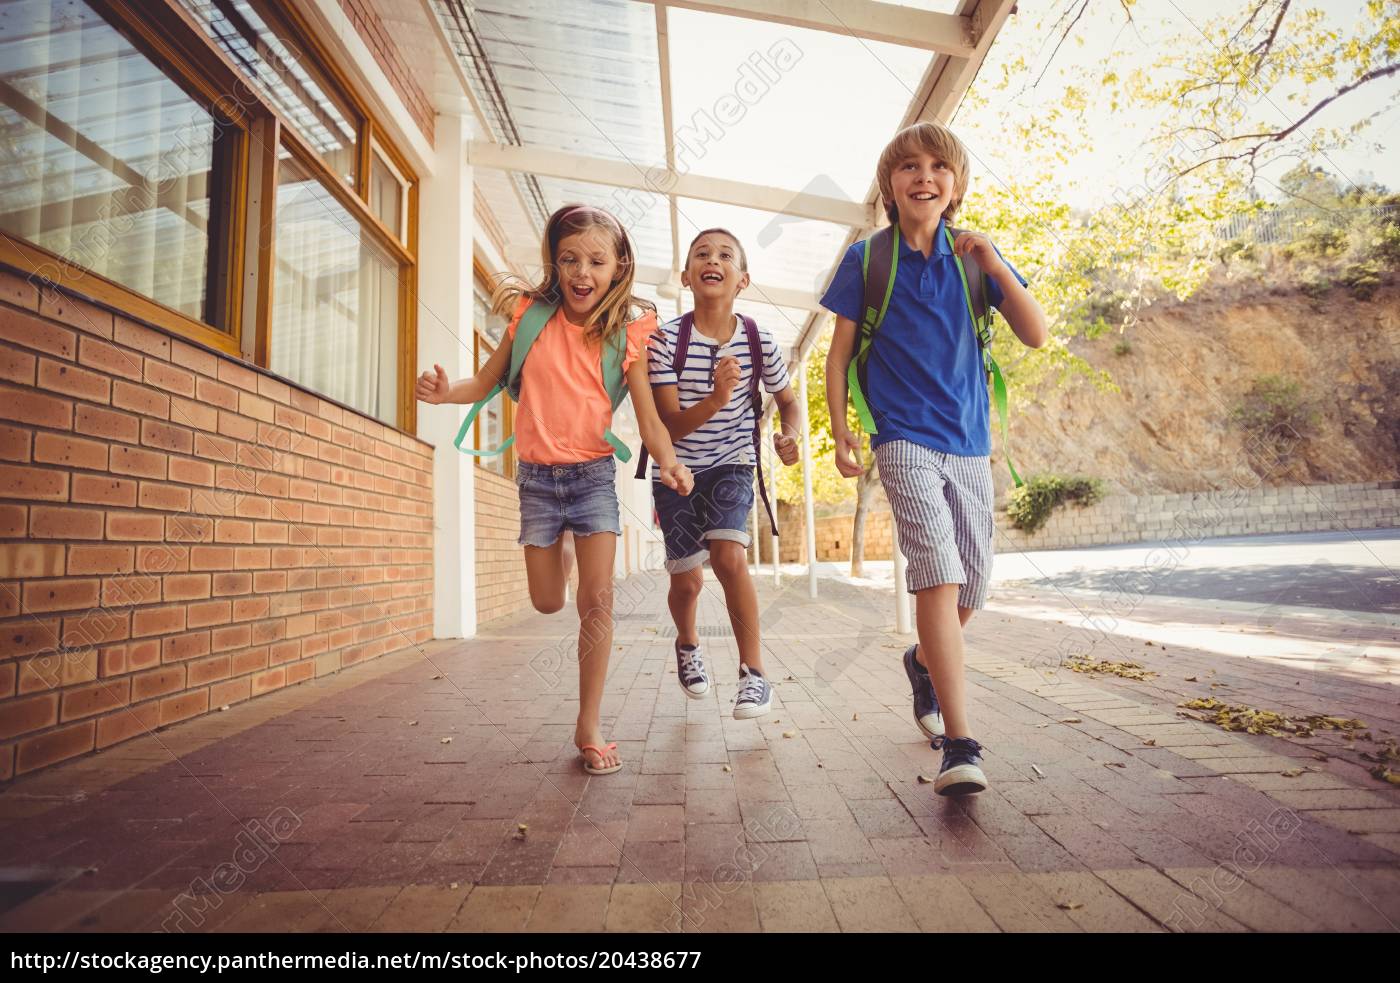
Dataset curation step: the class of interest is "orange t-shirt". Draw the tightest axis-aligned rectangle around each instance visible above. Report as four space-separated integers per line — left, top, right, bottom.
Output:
506 297 658 464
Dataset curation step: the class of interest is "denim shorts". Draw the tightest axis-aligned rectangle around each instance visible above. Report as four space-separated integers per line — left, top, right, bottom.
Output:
516 456 622 547
652 464 753 573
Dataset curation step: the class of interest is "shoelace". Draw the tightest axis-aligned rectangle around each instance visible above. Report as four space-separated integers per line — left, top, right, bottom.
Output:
929 735 982 756
679 649 706 682
736 672 766 705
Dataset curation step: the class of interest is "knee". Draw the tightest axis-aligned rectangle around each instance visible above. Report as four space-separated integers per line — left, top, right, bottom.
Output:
532 594 566 615
670 570 703 601
709 542 748 582
575 582 613 620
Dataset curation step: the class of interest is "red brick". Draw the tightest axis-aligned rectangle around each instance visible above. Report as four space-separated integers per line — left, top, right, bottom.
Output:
138 482 191 512
61 609 130 648
23 577 99 613
106 512 164 541
159 688 208 726
38 358 110 403
254 570 289 594
209 675 250 707
256 375 291 405
168 456 215 486
0 543 64 578
16 719 95 774
211 571 251 596
15 647 95 693
166 515 213 542
0 692 59 740
190 546 235 570
39 289 112 338
0 422 30 462
68 546 134 575
101 638 159 677
218 411 257 442
253 522 287 544
236 442 276 471
111 380 169 419
78 336 142 381
214 519 253 544
170 396 218 433
95 699 159 749
217 358 259 393
286 659 315 685
136 545 188 573
0 346 36 386
0 306 76 359
163 573 211 602
162 630 210 663
34 432 107 471
234 597 271 623
100 575 160 608
71 474 136 506
131 605 186 638
109 445 166 480
170 339 219 378
2 619 60 658
234 548 270 570
0 662 14 698
234 495 271 520
239 391 275 423
141 419 193 454
1 269 39 310
269 639 300 665
186 599 231 629
186 653 229 686
75 404 137 443
196 376 239 411
193 432 238 462
251 667 285 696
0 583 16 620
131 664 184 701
230 646 269 675
210 623 251 652
113 317 169 359
0 463 68 500
145 359 195 398
0 384 73 430
61 678 131 721
274 406 306 432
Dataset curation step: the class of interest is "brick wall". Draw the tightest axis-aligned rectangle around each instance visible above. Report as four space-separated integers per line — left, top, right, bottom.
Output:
474 467 531 624
0 268 435 780
338 0 435 145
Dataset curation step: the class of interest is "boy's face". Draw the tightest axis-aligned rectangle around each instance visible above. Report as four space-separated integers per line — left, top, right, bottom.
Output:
555 228 620 321
681 233 749 301
889 150 957 225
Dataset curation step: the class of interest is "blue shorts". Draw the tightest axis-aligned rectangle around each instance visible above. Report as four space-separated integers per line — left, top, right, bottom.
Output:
652 464 753 573
516 456 621 547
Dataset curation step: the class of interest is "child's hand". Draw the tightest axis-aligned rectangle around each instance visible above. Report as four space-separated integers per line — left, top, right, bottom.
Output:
952 230 1000 271
773 431 799 466
658 462 693 496
416 364 452 404
710 356 742 405
833 428 863 478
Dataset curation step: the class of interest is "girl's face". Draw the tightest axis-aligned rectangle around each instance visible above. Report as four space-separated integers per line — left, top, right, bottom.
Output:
889 150 957 225
681 233 749 301
554 228 621 322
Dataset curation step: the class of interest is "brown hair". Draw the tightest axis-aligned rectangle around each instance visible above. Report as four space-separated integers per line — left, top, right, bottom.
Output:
491 204 654 345
686 227 748 272
875 121 970 225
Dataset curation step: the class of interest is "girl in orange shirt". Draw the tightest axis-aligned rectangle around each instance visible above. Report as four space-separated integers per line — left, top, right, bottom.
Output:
418 204 692 775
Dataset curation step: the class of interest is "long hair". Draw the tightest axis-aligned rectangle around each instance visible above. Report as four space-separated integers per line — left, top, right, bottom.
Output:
875 121 970 225
490 204 655 346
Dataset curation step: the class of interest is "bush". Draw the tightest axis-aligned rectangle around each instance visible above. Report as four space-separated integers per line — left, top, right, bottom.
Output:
1231 375 1319 457
1113 338 1133 357
1340 259 1383 300
1007 475 1105 534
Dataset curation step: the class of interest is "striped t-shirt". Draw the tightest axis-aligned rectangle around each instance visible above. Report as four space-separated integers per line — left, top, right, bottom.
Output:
648 313 791 472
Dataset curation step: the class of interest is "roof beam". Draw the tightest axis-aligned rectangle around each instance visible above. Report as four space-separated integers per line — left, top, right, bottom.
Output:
469 140 873 227
634 265 820 311
630 0 976 57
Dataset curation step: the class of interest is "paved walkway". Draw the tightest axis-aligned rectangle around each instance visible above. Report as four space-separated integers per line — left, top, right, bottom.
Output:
1 572 1397 933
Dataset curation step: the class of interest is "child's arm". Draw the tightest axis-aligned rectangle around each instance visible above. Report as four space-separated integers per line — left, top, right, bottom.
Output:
770 385 800 466
824 317 865 478
415 339 513 406
627 359 693 495
953 233 1048 349
653 355 740 440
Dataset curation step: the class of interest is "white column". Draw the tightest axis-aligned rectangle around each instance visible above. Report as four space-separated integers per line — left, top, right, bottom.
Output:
766 418 780 587
891 515 912 635
797 360 818 599
417 113 476 639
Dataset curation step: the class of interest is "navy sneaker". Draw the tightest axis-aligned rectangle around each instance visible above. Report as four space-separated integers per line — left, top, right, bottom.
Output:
733 663 772 720
930 736 987 796
676 642 710 699
903 645 944 739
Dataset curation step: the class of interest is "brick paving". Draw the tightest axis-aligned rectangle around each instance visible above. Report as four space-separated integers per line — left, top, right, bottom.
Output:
1 573 1397 933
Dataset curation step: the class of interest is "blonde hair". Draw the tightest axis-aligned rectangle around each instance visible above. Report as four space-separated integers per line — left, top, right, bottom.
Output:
490 204 654 345
875 121 970 225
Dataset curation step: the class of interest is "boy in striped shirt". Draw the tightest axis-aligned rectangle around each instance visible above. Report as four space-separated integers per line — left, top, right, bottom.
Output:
648 229 800 719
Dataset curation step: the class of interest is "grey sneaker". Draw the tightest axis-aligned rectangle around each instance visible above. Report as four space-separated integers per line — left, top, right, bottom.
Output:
733 663 772 720
903 645 944 739
676 642 709 698
930 735 988 796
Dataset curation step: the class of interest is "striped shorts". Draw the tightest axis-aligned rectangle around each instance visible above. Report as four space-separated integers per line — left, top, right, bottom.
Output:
874 440 994 608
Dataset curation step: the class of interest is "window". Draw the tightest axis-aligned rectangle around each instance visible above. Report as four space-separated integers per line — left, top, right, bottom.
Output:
472 279 511 476
368 138 409 244
0 0 238 329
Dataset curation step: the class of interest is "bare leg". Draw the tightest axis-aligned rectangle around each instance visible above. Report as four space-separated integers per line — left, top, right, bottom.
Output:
707 540 763 675
668 565 703 647
573 531 619 771
913 584 972 738
523 539 568 614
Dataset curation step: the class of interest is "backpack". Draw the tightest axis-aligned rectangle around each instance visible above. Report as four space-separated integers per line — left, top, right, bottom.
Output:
453 300 633 462
633 312 778 535
848 223 1022 487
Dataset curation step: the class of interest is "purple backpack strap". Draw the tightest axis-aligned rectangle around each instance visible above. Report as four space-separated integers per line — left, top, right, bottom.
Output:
634 313 695 479
741 316 778 536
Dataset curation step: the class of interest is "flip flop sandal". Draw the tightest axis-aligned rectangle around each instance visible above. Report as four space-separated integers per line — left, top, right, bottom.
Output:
579 742 622 775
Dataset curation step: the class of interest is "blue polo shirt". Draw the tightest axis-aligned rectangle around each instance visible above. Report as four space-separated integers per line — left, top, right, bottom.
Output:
819 219 1027 457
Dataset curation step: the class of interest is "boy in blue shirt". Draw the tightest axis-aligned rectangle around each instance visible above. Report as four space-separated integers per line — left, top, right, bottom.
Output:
821 122 1048 795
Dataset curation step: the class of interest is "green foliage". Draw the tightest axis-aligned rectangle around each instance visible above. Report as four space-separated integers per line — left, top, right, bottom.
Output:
1113 338 1133 357
1341 259 1384 300
1006 475 1105 534
773 327 855 509
1231 375 1320 445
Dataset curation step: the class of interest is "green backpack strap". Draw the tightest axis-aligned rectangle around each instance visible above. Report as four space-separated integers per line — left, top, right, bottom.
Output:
848 226 898 435
599 324 632 463
944 225 1022 488
452 300 555 458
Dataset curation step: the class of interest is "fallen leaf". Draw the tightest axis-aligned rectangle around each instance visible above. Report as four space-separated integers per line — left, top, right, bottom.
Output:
449 882 459 890
409 720 418 726
1031 764 1046 778
852 713 860 721
431 674 442 680
517 823 528 833
1142 739 1156 747
1104 761 1126 768
722 765 731 773
440 737 452 744
782 730 796 739
917 775 933 784
1060 717 1083 724
218 705 229 712
1312 753 1329 761
1057 901 1084 911
1185 676 1198 682
1280 768 1304 778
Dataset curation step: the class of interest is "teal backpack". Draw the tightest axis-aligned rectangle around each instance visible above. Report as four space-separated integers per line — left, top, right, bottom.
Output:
453 300 633 462
847 223 1021 487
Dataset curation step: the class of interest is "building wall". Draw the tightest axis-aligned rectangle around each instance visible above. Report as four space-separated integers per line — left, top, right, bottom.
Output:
0 270 435 780
473 467 530 624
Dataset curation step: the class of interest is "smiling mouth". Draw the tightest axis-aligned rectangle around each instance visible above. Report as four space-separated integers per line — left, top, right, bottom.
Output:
568 283 594 300
699 271 724 284
910 192 939 201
